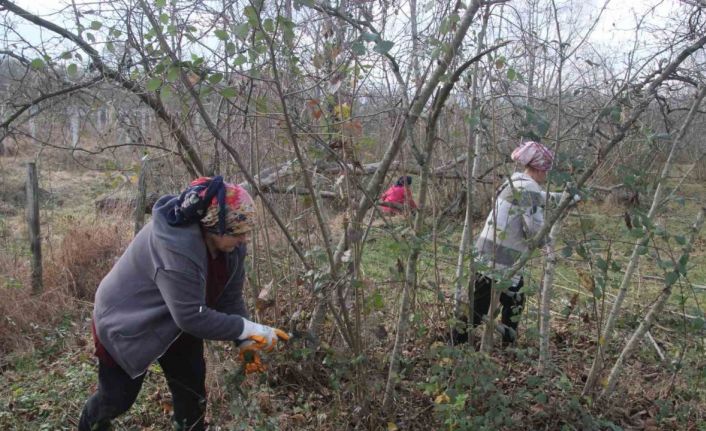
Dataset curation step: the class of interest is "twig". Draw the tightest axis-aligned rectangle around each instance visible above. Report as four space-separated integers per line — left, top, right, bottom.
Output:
645 331 666 362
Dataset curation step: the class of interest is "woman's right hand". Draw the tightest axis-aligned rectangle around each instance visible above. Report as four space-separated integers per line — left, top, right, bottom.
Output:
237 319 290 351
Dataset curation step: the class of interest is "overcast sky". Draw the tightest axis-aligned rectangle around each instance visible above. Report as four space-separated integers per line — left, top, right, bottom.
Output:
9 0 679 53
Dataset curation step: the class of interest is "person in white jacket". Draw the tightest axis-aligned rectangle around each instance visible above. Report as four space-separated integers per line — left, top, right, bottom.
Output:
454 141 569 345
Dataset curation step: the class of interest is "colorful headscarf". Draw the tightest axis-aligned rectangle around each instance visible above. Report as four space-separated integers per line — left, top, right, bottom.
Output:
167 176 256 236
510 141 554 171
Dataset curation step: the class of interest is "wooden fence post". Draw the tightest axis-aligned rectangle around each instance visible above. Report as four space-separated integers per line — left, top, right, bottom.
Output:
133 157 149 236
26 162 42 294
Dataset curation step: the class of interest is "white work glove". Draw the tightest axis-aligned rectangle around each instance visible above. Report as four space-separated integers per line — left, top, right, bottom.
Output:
237 318 289 352
549 191 563 203
551 192 581 206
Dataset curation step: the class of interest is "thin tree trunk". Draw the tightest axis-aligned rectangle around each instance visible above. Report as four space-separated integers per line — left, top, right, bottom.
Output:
453 5 490 341
538 0 566 372
525 0 537 110
480 97 500 353
382 107 436 413
409 0 421 90
601 206 705 398
133 157 149 236
583 84 706 395
539 214 564 372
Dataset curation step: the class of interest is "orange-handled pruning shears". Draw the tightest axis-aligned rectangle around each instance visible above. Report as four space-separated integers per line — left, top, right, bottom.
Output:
239 329 291 374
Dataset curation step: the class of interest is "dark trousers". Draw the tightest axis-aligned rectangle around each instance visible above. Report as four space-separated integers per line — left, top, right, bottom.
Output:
453 274 525 344
79 333 207 431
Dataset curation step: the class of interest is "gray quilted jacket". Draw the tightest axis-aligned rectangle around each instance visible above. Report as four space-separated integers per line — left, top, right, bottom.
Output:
93 194 249 378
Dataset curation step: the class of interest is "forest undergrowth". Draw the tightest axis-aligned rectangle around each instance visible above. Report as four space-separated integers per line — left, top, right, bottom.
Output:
1 158 705 430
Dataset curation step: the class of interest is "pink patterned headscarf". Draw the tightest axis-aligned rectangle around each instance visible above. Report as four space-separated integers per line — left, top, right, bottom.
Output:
179 176 255 235
511 141 554 171
189 177 257 235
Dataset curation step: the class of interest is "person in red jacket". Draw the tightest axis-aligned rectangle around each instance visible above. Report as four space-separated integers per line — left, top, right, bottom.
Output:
380 176 417 215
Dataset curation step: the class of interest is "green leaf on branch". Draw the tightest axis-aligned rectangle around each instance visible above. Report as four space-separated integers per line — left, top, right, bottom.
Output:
146 77 162 91
199 86 213 97
507 67 517 81
658 259 673 271
439 18 450 35
159 13 170 24
439 13 460 35
155 0 166 7
362 32 379 42
67 63 78 76
520 105 550 140
208 73 223 84
678 255 689 275
60 51 73 60
234 54 247 66
30 58 45 70
373 40 394 55
293 0 315 8
595 257 608 271
277 16 295 44
167 65 180 82
254 41 268 54
161 84 173 99
220 87 237 98
243 6 258 26
629 227 646 239
665 271 680 287
214 29 229 41
90 20 102 30
351 40 366 56
234 23 250 40
263 18 274 33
